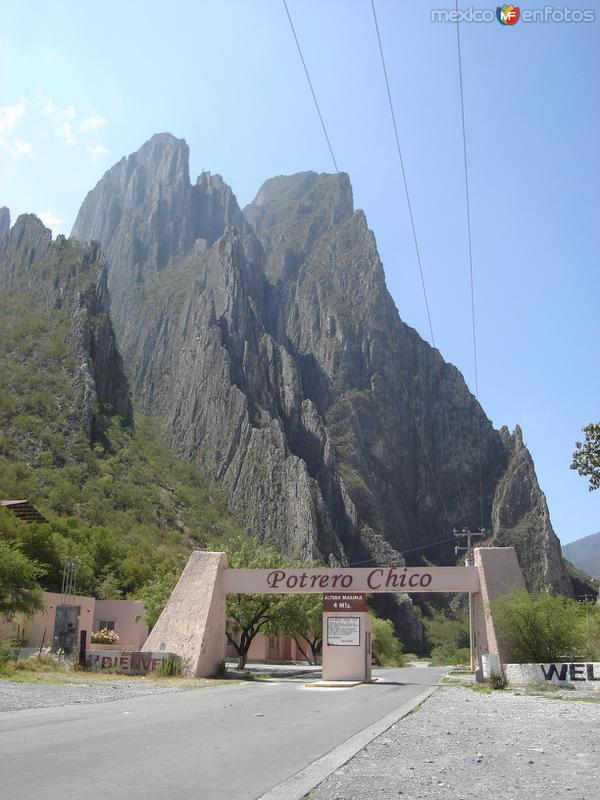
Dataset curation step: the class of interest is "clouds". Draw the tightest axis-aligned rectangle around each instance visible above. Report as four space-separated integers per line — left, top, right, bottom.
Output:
0 98 32 158
79 115 106 134
37 210 64 231
0 98 26 135
88 144 110 163
46 101 108 158
57 120 78 146
0 91 111 163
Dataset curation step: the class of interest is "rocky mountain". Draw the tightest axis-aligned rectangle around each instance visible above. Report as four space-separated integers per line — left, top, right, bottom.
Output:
70 133 574 602
563 532 600 582
0 210 132 443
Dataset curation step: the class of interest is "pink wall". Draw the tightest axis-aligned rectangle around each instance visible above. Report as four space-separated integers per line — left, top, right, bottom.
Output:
24 592 95 648
94 599 148 650
225 633 306 663
0 593 148 650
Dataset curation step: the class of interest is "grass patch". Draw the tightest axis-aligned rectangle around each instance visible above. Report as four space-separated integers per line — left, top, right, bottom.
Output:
0 666 240 689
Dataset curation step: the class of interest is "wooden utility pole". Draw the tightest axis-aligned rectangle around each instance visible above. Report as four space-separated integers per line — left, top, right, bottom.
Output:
453 527 485 672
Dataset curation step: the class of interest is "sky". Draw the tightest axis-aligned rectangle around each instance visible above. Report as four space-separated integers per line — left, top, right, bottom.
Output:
1 0 598 545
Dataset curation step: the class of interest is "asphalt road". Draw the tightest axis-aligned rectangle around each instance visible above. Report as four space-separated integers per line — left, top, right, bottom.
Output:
0 667 447 800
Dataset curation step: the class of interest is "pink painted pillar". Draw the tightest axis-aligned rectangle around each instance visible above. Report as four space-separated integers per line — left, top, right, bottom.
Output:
142 551 227 677
473 546 527 678
322 612 372 681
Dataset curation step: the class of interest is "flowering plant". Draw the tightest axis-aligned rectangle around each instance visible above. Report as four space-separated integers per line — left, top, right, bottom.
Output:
91 629 119 645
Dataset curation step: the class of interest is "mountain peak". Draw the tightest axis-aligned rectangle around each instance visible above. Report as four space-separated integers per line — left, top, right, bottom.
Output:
249 170 354 223
0 206 10 239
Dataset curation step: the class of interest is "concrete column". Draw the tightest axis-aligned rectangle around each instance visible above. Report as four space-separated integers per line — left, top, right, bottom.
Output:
473 546 526 678
142 551 228 677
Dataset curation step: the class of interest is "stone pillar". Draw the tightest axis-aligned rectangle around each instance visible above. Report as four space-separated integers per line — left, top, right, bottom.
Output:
142 551 227 677
473 546 526 679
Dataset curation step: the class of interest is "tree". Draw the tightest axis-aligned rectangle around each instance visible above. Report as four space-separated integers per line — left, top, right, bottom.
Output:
225 535 296 669
491 590 584 662
140 571 180 630
275 593 323 665
0 539 45 618
571 422 600 491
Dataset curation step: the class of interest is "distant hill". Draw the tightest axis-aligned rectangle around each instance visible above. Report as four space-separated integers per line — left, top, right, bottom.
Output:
563 533 600 581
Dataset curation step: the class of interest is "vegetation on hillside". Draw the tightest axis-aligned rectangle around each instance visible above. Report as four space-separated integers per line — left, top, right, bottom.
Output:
0 295 249 600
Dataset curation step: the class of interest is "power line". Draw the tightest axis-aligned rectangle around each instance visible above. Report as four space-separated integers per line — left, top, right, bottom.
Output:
370 0 433 344
454 1 484 528
347 535 459 567
370 0 467 523
282 0 339 174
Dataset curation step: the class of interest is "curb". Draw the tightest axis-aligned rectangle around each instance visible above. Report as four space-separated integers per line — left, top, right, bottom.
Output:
255 683 440 800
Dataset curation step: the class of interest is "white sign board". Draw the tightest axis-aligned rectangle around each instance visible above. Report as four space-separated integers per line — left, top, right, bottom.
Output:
327 616 360 646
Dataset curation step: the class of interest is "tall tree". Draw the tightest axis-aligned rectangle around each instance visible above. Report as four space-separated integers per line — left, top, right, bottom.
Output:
571 422 600 491
0 540 44 619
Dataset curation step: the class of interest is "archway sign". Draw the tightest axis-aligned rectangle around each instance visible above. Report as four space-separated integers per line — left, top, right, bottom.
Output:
142 547 526 681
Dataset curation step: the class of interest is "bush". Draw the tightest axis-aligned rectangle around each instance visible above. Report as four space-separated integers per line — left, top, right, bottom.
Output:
430 644 471 666
158 654 181 677
371 615 404 666
489 671 508 690
13 647 69 672
491 591 585 663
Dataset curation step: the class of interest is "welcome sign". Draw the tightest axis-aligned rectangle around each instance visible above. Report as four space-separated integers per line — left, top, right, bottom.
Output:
223 566 479 593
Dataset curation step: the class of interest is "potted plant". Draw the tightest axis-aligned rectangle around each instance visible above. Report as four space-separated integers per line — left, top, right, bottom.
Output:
90 629 120 648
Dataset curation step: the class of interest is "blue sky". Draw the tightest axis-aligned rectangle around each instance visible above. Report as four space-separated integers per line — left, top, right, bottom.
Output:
1 1 598 546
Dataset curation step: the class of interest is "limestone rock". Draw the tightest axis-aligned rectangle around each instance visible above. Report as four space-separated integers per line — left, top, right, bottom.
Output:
491 426 572 594
0 214 132 438
0 206 10 239
70 134 575 605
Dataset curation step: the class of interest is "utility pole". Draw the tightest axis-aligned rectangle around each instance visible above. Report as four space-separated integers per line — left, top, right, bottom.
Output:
453 527 484 672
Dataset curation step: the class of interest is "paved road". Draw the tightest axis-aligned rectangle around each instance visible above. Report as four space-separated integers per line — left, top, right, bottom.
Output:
0 667 446 800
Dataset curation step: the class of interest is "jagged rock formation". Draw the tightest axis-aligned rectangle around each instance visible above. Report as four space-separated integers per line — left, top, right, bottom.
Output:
71 133 573 598
0 207 10 239
490 426 571 594
0 212 132 439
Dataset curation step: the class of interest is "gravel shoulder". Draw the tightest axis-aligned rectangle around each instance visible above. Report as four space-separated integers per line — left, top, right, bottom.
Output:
309 683 600 800
0 673 229 712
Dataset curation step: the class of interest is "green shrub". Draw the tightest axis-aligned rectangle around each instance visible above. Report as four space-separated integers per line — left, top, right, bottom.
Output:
430 644 470 666
491 591 585 663
371 615 404 666
158 654 181 677
489 671 508 690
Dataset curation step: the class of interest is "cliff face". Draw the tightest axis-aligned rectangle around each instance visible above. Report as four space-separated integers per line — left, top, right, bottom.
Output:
491 426 573 594
0 212 132 439
70 133 573 596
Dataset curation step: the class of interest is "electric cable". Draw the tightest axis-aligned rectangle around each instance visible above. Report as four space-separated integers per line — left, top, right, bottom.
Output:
282 0 339 174
346 535 459 567
454 1 484 529
370 0 468 524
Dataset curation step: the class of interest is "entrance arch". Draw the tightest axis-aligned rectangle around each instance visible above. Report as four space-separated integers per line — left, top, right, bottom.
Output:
142 548 526 679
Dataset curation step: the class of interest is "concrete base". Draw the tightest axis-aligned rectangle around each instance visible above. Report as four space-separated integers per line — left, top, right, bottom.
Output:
305 680 363 689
